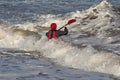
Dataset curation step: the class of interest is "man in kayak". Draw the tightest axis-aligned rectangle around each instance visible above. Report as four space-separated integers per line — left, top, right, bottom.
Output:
46 23 68 39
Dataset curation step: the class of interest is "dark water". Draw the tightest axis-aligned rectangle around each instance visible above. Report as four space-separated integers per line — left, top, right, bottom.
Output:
0 0 119 24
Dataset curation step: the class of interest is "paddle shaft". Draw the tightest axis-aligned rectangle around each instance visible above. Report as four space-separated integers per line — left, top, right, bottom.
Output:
58 19 76 30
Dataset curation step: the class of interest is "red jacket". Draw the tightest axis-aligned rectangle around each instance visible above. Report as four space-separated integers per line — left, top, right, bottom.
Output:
46 27 68 39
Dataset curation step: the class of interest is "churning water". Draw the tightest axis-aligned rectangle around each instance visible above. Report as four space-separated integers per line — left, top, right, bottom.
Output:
0 0 120 80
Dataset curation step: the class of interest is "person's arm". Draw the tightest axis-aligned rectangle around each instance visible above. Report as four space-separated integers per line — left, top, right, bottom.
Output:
46 32 48 36
56 27 68 37
64 27 68 35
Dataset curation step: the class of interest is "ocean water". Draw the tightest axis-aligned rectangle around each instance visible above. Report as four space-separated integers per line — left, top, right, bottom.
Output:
0 0 120 24
0 0 120 80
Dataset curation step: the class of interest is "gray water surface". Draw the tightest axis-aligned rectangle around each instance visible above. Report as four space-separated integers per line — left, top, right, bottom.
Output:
0 0 119 24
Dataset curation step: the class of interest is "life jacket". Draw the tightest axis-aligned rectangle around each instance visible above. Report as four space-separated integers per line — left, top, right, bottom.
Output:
47 30 57 39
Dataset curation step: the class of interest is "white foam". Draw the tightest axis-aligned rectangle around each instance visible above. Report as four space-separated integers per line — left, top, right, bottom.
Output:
0 0 120 77
34 38 120 76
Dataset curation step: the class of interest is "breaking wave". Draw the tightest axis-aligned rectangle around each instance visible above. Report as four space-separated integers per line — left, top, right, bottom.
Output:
0 0 120 77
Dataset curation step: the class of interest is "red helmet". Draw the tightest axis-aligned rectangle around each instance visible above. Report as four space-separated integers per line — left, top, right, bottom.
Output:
50 23 57 30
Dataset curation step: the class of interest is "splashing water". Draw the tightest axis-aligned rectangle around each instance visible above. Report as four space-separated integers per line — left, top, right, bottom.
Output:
0 0 120 80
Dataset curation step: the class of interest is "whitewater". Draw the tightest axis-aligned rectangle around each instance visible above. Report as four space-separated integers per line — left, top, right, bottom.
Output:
0 0 120 80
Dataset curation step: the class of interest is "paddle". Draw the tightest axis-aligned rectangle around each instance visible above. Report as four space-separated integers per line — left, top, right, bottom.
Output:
58 19 76 30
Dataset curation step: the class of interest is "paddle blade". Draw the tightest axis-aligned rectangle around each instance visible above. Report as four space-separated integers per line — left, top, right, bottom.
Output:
67 19 76 25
